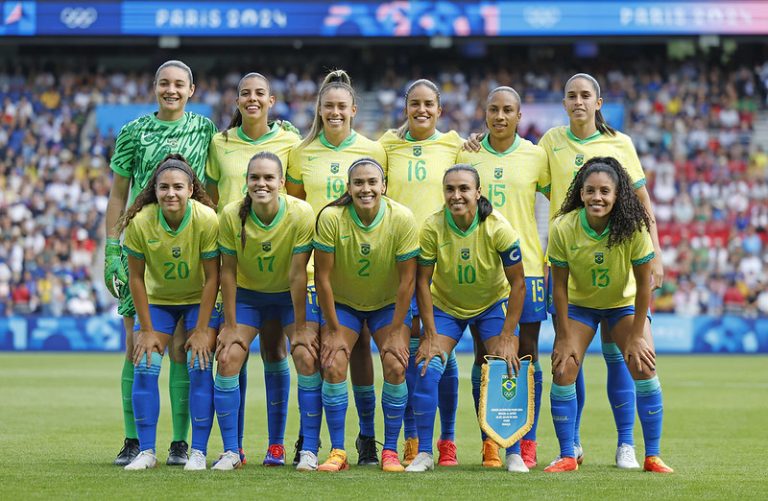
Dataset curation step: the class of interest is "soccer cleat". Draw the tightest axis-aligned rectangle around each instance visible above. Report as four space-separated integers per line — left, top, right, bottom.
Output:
520 439 537 468
166 440 189 466
292 436 304 466
124 450 157 470
574 443 584 465
296 450 318 471
404 452 434 472
616 443 640 469
355 434 379 466
644 456 674 473
239 448 247 465
402 437 418 466
114 438 140 466
506 453 530 473
481 439 503 468
543 456 578 473
184 449 207 471
263 444 286 466
436 439 458 466
212 451 242 471
318 449 349 472
381 449 404 472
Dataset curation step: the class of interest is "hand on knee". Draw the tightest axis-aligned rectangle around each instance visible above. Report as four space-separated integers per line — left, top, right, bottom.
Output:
381 351 406 383
291 344 318 374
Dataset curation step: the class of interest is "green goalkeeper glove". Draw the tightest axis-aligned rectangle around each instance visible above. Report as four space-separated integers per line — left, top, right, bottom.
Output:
104 237 127 299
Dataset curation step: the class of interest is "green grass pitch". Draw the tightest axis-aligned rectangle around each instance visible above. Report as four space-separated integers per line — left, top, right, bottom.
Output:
1 353 766 500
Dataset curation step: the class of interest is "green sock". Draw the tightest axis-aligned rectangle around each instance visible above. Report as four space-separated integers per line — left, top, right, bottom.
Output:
121 358 137 439
169 360 190 442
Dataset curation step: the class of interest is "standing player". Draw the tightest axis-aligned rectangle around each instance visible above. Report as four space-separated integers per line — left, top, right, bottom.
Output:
379 79 464 466
456 87 549 469
118 155 219 470
313 158 419 473
286 69 387 466
212 152 315 471
206 72 301 466
538 73 664 468
105 60 218 466
406 165 526 473
546 157 672 474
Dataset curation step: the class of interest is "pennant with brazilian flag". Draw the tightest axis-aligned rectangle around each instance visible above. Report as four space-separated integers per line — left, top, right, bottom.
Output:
478 357 535 448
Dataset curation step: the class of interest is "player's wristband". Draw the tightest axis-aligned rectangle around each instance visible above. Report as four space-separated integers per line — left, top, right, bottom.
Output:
105 237 122 257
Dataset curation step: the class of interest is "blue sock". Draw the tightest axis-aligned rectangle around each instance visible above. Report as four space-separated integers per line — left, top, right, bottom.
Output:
523 361 543 442
403 337 420 439
506 441 521 456
187 353 214 454
237 363 247 451
352 384 376 437
603 342 636 446
635 376 663 457
322 380 348 450
214 374 240 453
413 358 446 454
132 352 163 452
438 350 458 441
297 372 322 454
264 359 290 445
381 381 408 451
574 366 586 446
550 383 577 458
470 363 487 441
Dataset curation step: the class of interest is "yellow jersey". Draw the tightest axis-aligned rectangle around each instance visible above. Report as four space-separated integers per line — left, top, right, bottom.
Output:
123 200 219 305
456 134 549 277
548 209 654 309
218 195 314 293
419 208 521 319
313 197 419 311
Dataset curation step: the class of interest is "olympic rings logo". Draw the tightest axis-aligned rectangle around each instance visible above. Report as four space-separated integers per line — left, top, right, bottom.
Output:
60 7 98 29
523 7 561 29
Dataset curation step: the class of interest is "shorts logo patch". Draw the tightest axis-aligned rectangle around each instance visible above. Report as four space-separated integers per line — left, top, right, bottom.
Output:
494 167 503 179
413 146 422 157
460 248 470 260
262 241 272 252
360 243 371 256
575 153 584 167
501 375 516 400
330 162 340 174
172 247 181 258
594 252 604 264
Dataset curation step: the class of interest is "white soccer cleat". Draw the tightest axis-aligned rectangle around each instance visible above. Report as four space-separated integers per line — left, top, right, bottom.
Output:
506 453 530 473
615 443 640 469
124 450 157 470
295 450 318 471
211 451 242 471
404 452 434 472
184 449 207 471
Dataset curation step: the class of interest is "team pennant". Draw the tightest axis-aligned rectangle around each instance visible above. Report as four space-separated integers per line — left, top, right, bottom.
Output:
478 357 534 448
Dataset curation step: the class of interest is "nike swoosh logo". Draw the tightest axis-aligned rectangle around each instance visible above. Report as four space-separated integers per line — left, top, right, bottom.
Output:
614 402 629 409
553 145 567 152
569 245 580 250
307 412 321 417
194 417 209 422
340 235 350 240
386 414 400 419
308 156 319 161
148 239 159 244
135 417 146 422
270 400 285 406
413 411 425 416
534 306 545 312
224 149 237 155
219 412 231 418
439 242 451 249
648 409 662 415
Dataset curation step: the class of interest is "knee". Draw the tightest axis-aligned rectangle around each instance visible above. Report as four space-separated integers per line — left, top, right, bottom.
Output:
553 357 580 386
381 352 406 383
218 349 246 377
323 352 349 382
292 345 317 374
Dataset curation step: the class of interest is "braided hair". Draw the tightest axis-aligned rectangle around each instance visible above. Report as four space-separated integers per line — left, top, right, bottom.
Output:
238 151 284 250
557 156 650 248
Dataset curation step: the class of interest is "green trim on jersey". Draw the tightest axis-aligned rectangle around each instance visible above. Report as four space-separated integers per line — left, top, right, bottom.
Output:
633 178 647 189
418 256 437 266
349 199 386 232
319 130 357 151
481 133 521 156
445 207 479 237
201 249 220 260
549 257 568 268
219 245 237 256
237 122 279 144
123 246 145 260
158 201 192 236
249 195 287 230
632 251 655 266
405 130 441 142
566 128 602 144
537 184 551 195
579 208 610 240
312 240 335 253
293 243 313 255
396 248 420 262
150 112 186 128
286 173 303 184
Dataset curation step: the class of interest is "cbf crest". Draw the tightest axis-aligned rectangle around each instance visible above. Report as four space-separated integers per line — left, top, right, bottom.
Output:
172 247 181 258
460 248 470 260
594 252 604 264
494 167 503 180
501 374 517 400
262 241 272 252
575 153 584 167
360 243 371 256
413 146 422 157
330 163 340 174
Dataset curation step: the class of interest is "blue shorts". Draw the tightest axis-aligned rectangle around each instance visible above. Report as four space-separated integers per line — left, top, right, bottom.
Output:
321 302 412 334
236 288 294 329
568 304 652 333
433 299 519 343
410 293 420 318
520 276 547 324
208 302 225 330
306 285 322 324
135 304 200 335
546 268 555 315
